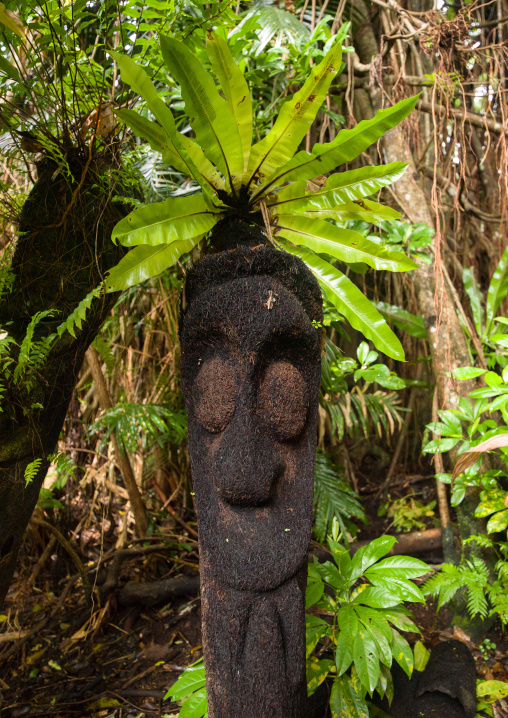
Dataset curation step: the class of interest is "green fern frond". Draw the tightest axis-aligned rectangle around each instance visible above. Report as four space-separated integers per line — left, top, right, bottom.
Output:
313 451 365 543
56 283 105 339
24 458 42 486
13 310 58 389
92 335 116 376
466 583 488 618
464 534 495 550
88 402 187 456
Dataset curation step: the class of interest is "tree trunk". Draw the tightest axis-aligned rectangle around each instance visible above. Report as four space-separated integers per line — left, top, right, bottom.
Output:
0 153 128 607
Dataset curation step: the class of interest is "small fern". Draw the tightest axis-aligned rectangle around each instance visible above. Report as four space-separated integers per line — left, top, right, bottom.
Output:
92 334 116 375
56 283 104 339
13 310 58 389
24 458 42 486
313 451 366 543
88 401 187 456
423 559 491 618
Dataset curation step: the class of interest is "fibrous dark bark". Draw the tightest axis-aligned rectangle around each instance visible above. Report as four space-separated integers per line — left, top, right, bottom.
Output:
0 153 128 607
180 225 323 717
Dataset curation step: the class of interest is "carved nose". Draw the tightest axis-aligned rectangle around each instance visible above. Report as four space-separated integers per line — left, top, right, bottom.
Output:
213 409 283 506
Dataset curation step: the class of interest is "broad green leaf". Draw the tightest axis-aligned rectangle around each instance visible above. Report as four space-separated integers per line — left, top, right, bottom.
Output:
179 687 207 718
486 245 508 335
383 608 419 634
452 366 486 381
353 628 380 693
305 615 328 657
306 657 334 695
365 575 424 603
247 39 342 187
206 30 253 172
337 604 359 637
109 51 214 192
112 195 221 247
0 55 20 82
276 215 417 272
486 509 508 533
305 578 325 609
413 640 430 672
475 491 507 517
422 438 459 453
362 622 392 668
160 35 244 191
105 238 201 292
269 163 409 214
336 627 355 675
303 198 402 223
330 674 369 718
350 536 397 581
352 586 403 609
255 95 419 198
463 267 484 336
165 662 206 699
178 133 226 192
390 629 413 678
0 3 25 39
115 109 190 176
279 242 405 360
364 555 429 579
476 680 508 702
108 50 178 136
374 301 427 339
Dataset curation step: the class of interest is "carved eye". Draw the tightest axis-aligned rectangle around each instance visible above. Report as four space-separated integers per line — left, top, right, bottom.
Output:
192 356 240 433
257 361 308 440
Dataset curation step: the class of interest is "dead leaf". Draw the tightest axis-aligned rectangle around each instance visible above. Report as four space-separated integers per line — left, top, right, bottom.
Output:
452 433 508 487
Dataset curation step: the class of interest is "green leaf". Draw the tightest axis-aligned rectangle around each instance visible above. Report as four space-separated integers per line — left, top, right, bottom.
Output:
179 687 208 718
247 39 342 188
330 674 369 718
353 628 380 693
350 535 397 581
486 509 508 534
160 35 244 191
256 95 419 196
0 55 20 82
486 245 508 335
383 608 419 634
105 238 201 292
112 195 221 247
336 625 355 675
365 575 425 603
352 586 403 609
364 555 429 579
305 615 328 657
0 3 25 39
390 629 413 678
108 50 178 136
306 657 334 695
206 30 253 172
165 662 206 700
306 578 325 609
476 680 508 702
374 301 427 339
304 199 402 223
463 267 484 336
269 163 409 214
422 438 459 453
275 215 417 272
452 366 486 381
413 640 430 672
278 242 405 360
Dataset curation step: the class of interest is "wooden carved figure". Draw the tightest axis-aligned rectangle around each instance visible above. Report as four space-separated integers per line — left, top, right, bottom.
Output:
180 224 323 718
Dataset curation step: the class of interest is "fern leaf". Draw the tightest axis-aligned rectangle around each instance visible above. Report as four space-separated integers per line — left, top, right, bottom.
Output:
24 458 42 486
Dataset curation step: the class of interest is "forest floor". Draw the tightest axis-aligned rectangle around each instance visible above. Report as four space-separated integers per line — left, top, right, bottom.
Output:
1 466 508 718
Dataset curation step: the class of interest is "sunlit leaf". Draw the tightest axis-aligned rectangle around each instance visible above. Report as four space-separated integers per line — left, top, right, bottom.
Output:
278 242 405 360
112 195 221 247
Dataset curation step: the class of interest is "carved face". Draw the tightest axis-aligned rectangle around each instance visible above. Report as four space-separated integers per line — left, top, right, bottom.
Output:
181 270 321 592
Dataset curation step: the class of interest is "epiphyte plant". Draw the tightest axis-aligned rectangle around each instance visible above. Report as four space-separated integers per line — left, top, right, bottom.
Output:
106 29 419 360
